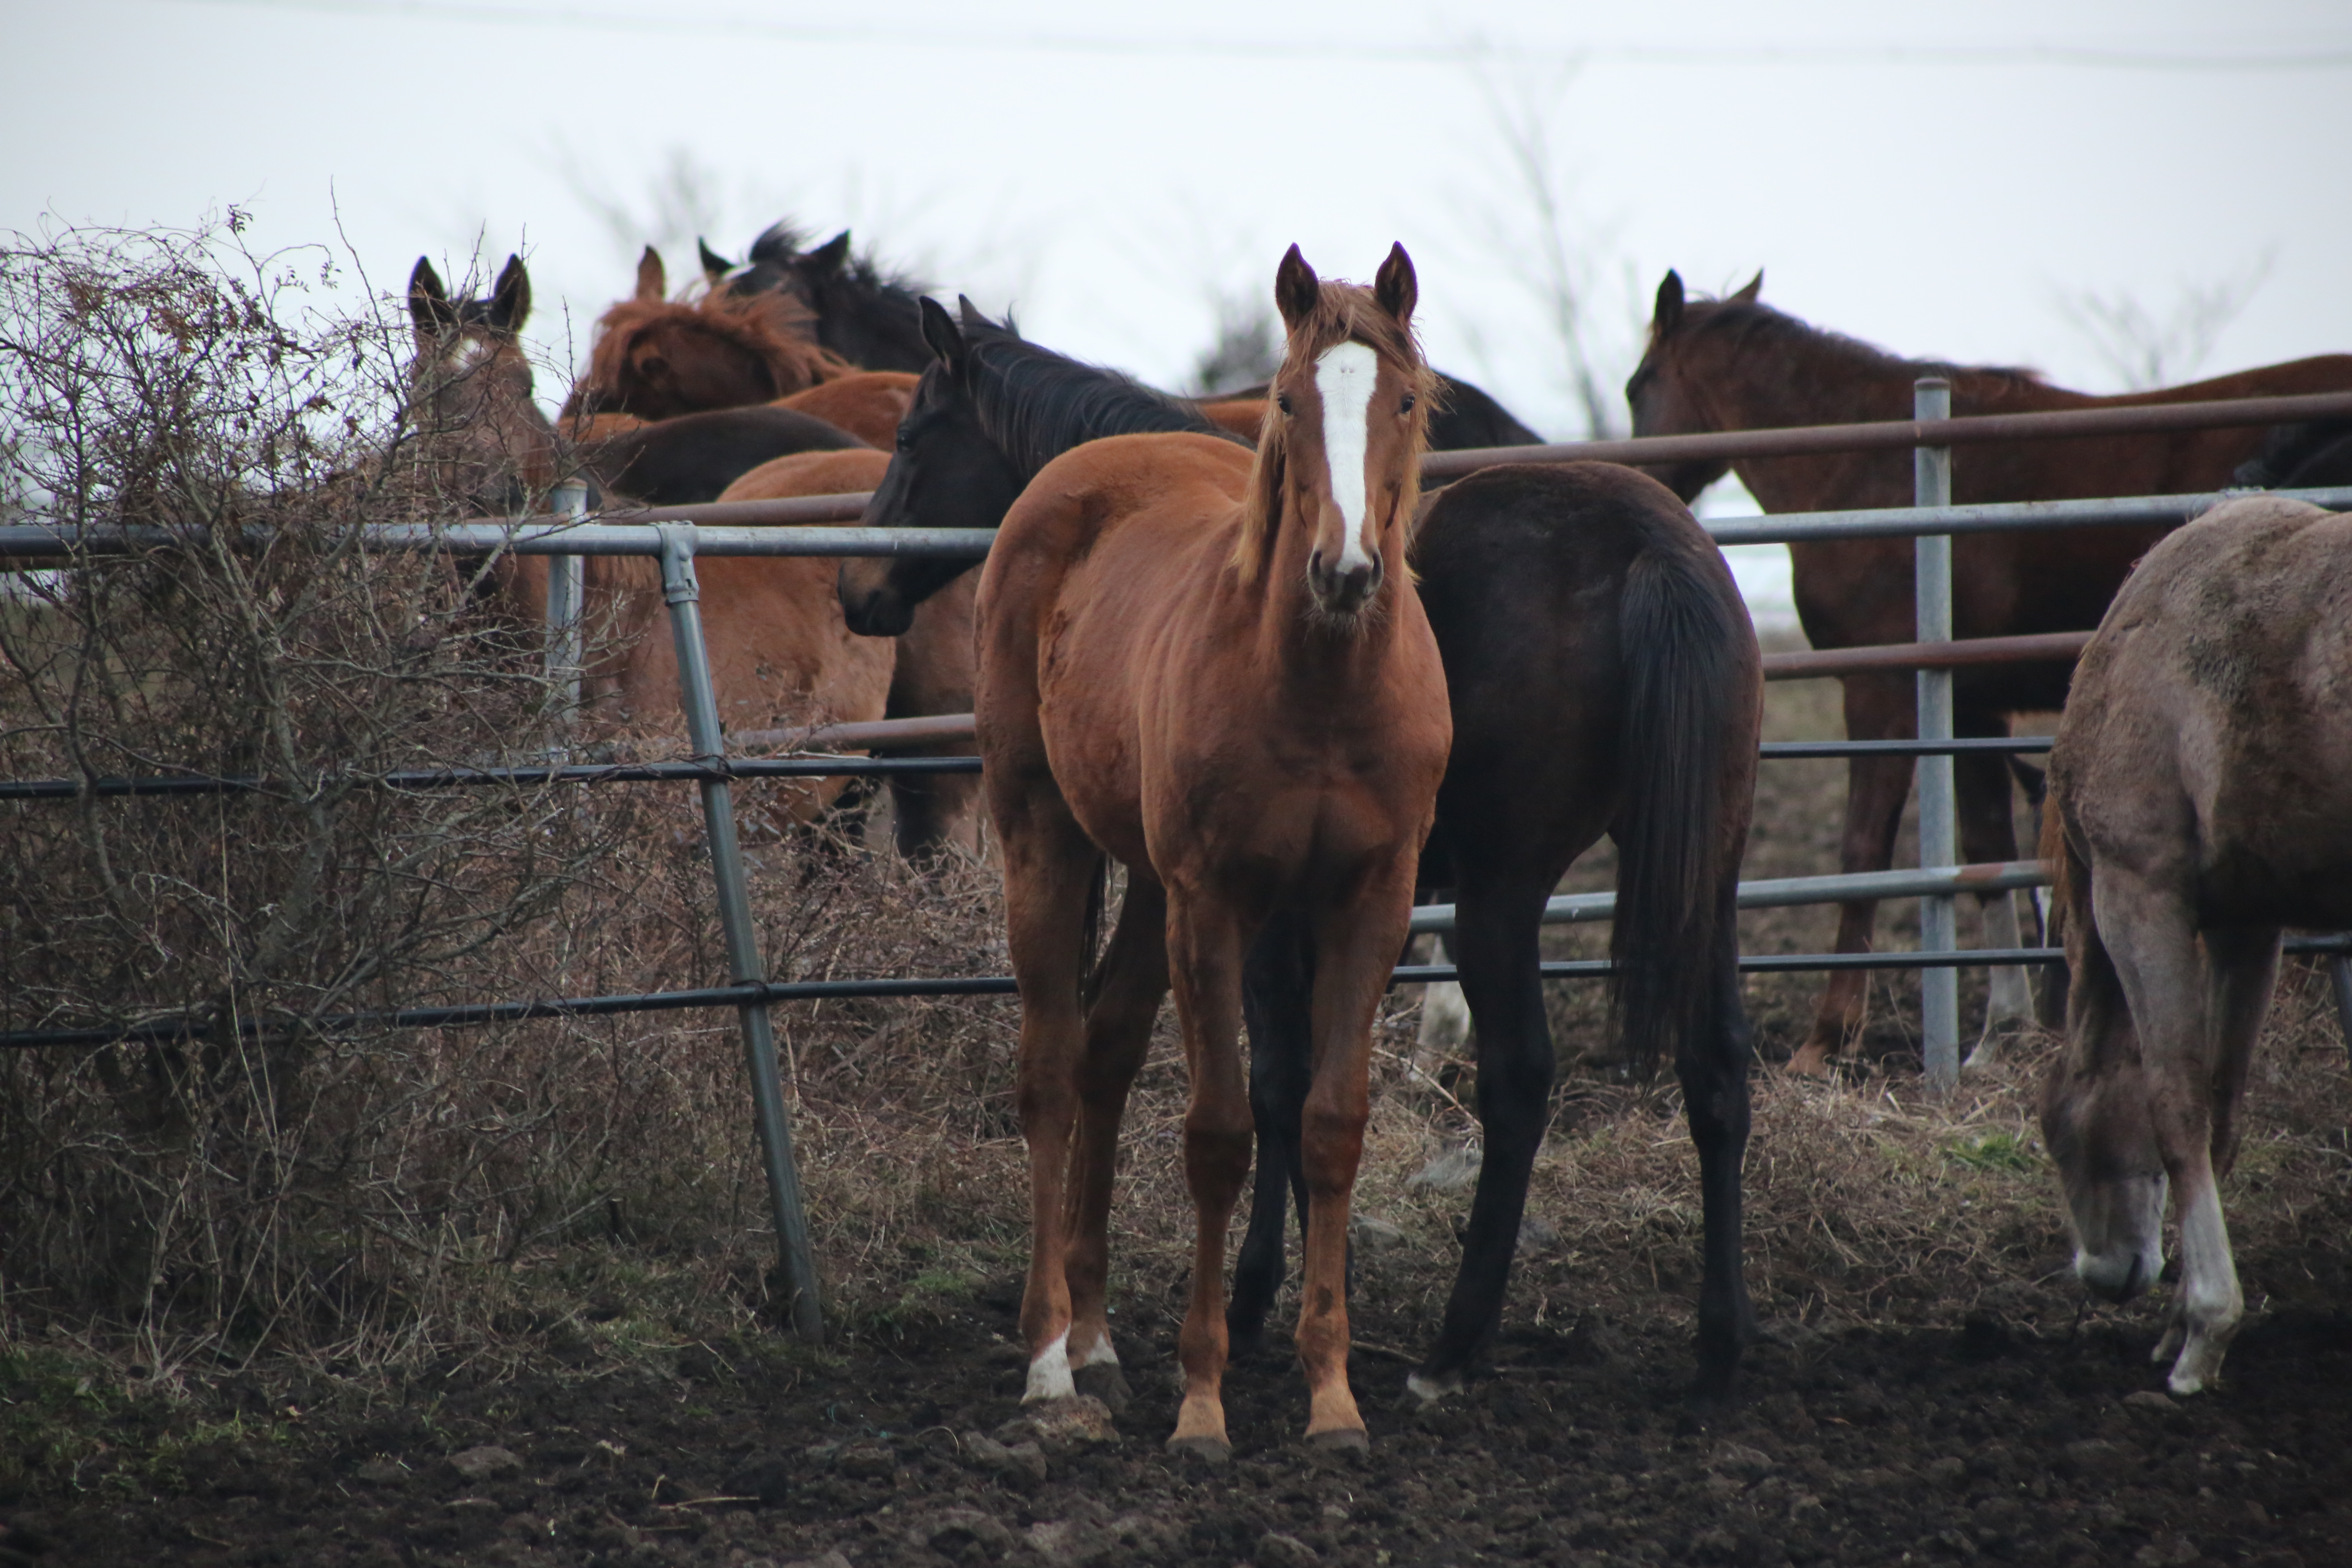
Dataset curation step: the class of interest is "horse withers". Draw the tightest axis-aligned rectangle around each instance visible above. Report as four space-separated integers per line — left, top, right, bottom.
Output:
978 246 1448 1457
2040 495 2352 1395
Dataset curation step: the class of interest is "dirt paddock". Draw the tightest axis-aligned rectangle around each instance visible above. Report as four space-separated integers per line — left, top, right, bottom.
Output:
6 664 2350 1568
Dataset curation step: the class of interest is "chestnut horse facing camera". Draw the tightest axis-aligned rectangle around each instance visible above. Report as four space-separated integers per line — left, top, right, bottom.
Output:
2038 496 2352 1396
1628 270 2352 1074
976 245 1448 1457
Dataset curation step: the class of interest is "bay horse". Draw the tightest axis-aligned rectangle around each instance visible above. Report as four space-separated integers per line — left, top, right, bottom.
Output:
979 246 1449 1456
2038 494 2352 1395
850 283 1763 1408
563 245 849 423
1628 270 2352 1074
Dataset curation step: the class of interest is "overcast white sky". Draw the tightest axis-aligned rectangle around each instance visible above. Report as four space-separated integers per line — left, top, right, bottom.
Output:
7 0 2350 615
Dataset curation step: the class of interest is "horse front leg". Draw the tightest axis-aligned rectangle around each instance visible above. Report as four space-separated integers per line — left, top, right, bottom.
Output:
1060 874 1170 1412
1955 720 2032 1067
996 797 1105 1405
1293 856 1419 1449
1407 873 1552 1404
1794 674 1914 1073
1164 890 1255 1461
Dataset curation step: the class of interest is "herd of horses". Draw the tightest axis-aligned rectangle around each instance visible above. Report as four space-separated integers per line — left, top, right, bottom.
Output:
402 220 2352 1446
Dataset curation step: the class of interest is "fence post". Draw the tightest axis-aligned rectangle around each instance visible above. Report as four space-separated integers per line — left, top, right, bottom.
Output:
544 481 587 730
656 523 824 1339
1914 378 1959 1091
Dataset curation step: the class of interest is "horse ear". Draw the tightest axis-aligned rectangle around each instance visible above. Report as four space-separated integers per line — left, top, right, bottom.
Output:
697 238 735 283
919 296 966 373
1373 242 1417 329
634 246 666 303
808 231 853 278
1729 270 1763 305
1652 271 1686 336
408 257 455 337
490 255 531 334
1274 245 1320 334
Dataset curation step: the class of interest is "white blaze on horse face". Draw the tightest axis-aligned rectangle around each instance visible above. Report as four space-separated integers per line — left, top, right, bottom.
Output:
1312 341 1381 577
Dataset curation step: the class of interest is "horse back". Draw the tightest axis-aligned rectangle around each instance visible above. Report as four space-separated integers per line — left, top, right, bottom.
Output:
2057 497 2352 928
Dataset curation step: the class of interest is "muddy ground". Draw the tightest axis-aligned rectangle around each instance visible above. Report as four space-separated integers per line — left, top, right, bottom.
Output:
12 1256 2349 1568
7 669 2350 1568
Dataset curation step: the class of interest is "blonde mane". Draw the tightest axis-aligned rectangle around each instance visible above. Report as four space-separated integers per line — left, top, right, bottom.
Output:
1232 281 1434 581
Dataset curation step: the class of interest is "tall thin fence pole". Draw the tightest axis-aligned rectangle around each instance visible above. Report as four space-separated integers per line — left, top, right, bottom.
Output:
544 481 587 732
1914 378 1959 1091
656 523 824 1339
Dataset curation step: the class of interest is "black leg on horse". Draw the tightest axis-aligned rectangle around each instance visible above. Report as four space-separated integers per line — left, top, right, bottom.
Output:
1683 882 1755 1412
1407 879 1552 1403
1229 908 1314 1354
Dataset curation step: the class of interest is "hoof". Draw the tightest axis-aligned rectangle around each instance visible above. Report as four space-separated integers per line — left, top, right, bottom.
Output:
1400 1370 1458 1408
1784 1045 1835 1078
1072 1362 1131 1414
1305 1427 1368 1456
1165 1433 1232 1466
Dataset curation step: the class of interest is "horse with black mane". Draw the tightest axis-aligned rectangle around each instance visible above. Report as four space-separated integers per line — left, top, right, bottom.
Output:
842 291 1763 1408
1628 270 2352 1076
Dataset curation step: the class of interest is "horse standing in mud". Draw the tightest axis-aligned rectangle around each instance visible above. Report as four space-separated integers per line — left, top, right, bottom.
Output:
2039 494 2352 1396
1628 270 2352 1074
978 246 1449 1455
849 282 1763 1410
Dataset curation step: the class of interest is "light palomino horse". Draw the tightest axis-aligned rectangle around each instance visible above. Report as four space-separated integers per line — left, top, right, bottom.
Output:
978 246 1448 1457
2040 494 2352 1395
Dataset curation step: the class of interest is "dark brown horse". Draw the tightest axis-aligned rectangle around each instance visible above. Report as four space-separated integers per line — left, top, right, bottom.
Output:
978 247 1449 1456
406 255 553 514
1629 270 2352 1073
2039 494 2352 1396
702 223 936 374
849 284 1765 1411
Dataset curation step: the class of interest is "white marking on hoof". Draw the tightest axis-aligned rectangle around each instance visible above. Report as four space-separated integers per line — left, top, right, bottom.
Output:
1403 1370 1458 1407
1023 1329 1074 1404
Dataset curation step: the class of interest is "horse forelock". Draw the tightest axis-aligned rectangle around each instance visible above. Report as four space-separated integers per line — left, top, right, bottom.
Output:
1234 282 1431 581
582 289 848 407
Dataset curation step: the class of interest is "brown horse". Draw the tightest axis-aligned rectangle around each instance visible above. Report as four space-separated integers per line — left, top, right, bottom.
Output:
978 246 1447 1456
716 447 980 855
776 370 918 448
564 246 849 422
1629 271 2352 1073
406 255 554 514
2038 494 2352 1395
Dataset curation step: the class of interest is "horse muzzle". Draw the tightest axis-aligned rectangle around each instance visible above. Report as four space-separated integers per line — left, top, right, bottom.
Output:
1308 549 1382 617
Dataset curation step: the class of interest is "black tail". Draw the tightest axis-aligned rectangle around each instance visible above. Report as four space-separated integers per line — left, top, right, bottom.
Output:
1611 535 1755 1076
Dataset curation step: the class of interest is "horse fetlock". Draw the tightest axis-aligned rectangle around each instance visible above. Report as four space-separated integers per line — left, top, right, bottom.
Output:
1023 1328 1076 1404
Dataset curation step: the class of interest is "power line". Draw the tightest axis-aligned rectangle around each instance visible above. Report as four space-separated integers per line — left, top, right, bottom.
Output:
169 0 2352 72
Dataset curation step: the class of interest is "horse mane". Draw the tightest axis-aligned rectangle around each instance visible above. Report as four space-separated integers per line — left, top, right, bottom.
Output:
580 287 851 405
956 309 1242 478
1234 281 1435 580
1686 294 2049 399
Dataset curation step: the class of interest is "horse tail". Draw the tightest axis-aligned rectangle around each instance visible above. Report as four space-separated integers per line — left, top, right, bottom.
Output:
1611 528 1756 1078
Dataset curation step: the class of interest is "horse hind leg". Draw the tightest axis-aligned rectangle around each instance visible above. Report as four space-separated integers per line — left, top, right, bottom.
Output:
1793 723 1914 1074
1685 880 1756 1410
2158 923 2278 1394
1229 909 1315 1357
1060 875 1171 1413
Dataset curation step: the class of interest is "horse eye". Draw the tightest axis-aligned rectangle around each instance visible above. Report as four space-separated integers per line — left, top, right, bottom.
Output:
1400 393 1417 414
1276 392 1292 416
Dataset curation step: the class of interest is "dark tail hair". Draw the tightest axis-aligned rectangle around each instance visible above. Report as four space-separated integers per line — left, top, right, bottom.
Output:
1611 537 1754 1077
